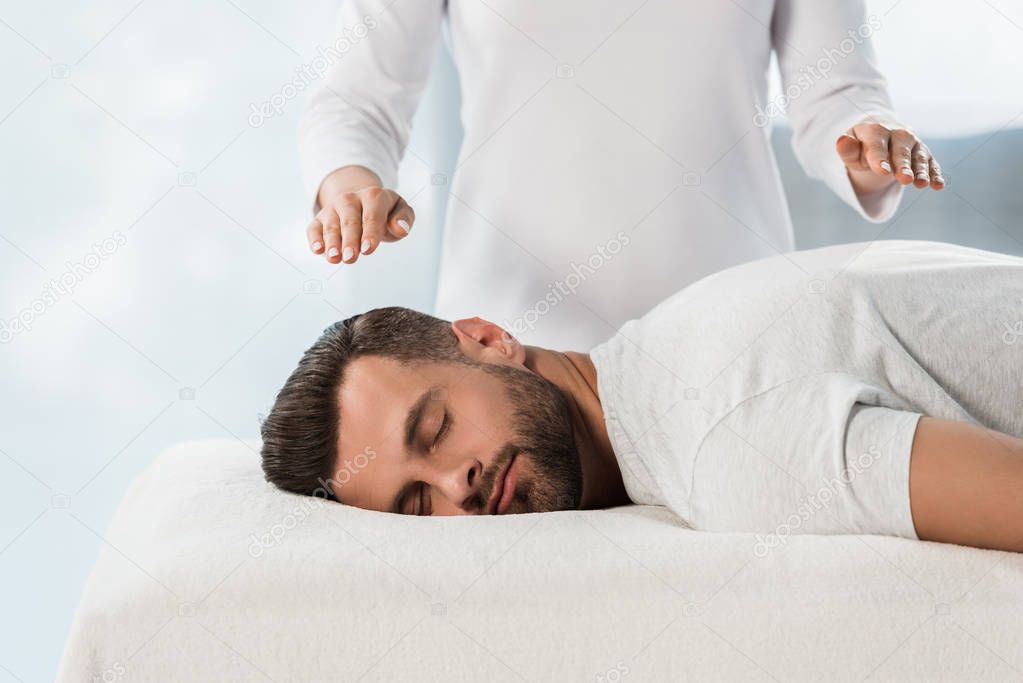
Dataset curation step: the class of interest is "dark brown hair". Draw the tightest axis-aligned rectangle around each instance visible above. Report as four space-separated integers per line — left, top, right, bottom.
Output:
260 306 471 497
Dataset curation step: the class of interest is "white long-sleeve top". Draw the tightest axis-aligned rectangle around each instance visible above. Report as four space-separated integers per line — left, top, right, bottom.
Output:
300 0 904 349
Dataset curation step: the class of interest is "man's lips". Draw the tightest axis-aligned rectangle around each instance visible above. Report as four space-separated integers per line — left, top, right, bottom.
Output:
486 453 518 515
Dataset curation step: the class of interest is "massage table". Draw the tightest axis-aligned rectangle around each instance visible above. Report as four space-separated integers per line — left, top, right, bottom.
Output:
58 438 1023 681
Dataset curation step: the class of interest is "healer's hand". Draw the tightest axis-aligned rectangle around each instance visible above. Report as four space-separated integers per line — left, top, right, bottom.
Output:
836 120 945 196
308 165 415 265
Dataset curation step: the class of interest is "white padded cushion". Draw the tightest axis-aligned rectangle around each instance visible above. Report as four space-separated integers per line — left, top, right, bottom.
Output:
59 438 1023 681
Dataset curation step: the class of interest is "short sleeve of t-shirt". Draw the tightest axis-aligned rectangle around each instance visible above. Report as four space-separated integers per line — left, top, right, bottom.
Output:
686 373 922 539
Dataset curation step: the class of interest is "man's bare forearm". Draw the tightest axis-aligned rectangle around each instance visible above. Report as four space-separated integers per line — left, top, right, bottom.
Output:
909 416 1023 553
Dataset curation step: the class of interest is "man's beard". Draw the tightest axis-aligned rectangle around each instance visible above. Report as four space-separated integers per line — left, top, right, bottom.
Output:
477 361 584 513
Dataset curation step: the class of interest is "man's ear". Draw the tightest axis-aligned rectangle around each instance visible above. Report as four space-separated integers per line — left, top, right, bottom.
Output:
451 317 525 365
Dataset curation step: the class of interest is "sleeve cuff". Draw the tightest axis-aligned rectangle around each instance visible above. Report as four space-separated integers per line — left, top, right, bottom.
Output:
798 107 906 224
826 162 904 224
853 176 904 223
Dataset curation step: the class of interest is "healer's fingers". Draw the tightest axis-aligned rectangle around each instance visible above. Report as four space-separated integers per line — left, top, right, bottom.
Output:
929 157 946 190
385 197 416 241
319 207 343 263
854 123 893 176
911 143 932 189
358 187 398 255
306 217 325 254
336 193 364 264
836 133 868 172
889 130 918 185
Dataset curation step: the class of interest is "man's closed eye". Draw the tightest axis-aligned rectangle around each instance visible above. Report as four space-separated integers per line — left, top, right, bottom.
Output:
433 409 452 449
411 410 452 515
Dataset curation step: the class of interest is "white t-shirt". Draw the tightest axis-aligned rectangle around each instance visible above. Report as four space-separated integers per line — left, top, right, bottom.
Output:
590 240 1023 538
301 0 903 350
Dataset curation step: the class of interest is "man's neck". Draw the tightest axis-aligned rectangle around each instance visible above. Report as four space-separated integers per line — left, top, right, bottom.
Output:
522 345 630 509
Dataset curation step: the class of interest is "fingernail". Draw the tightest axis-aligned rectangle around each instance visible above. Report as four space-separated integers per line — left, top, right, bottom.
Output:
312 241 323 252
880 161 892 173
900 166 912 176
327 247 339 259
935 176 945 184
361 239 371 254
342 246 354 262
396 219 410 234
917 173 928 181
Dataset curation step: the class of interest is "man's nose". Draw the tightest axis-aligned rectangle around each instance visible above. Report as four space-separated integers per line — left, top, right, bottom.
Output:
424 457 484 510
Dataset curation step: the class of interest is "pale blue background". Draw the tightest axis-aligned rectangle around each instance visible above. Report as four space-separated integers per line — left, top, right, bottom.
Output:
0 1 1021 680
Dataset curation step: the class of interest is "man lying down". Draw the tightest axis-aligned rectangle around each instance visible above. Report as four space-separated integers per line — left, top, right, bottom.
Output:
261 239 1023 553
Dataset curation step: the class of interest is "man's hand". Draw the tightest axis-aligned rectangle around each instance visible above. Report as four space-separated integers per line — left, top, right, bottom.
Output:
308 165 416 265
836 120 945 197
